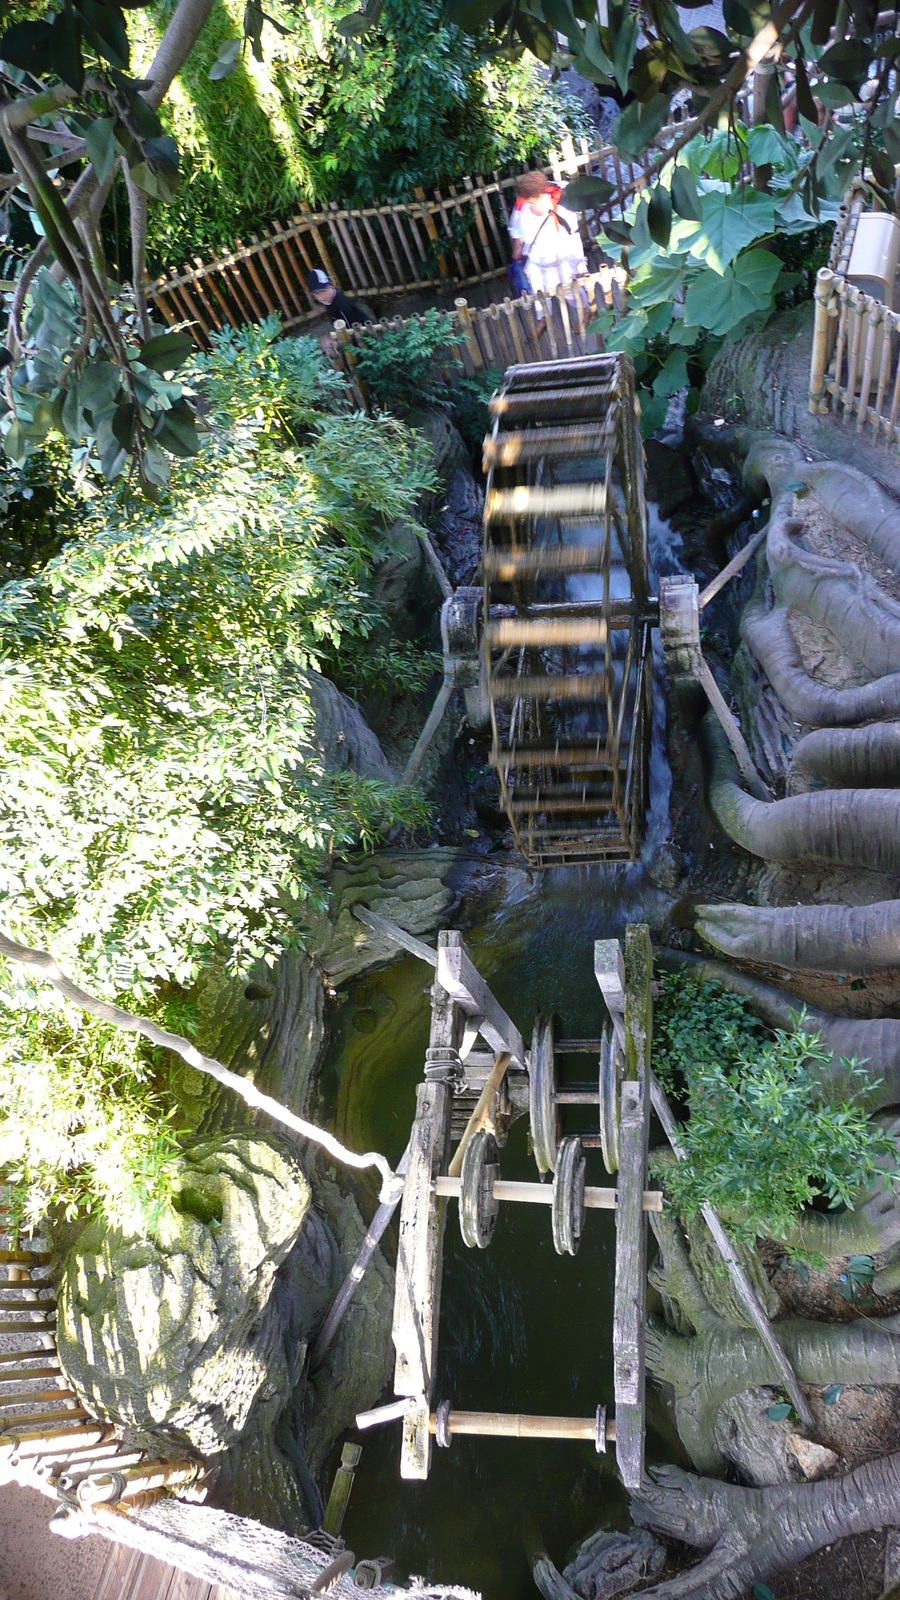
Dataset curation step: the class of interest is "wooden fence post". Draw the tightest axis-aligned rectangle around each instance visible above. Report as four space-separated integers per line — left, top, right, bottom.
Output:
454 296 483 370
809 267 836 414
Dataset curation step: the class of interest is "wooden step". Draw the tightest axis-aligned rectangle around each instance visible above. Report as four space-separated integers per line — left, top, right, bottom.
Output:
485 616 609 648
488 671 610 702
483 424 614 468
485 484 610 522
483 544 610 580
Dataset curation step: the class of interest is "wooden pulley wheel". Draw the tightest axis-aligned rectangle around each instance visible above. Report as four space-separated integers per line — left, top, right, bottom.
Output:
459 1129 500 1249
529 1012 558 1175
551 1136 586 1257
599 1016 623 1176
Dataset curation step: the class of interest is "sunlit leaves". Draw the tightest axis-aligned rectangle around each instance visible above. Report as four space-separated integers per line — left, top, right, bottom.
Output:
682 247 782 334
681 190 777 272
611 93 670 159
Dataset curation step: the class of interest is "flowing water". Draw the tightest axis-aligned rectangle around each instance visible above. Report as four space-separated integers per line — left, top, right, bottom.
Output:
323 502 685 1599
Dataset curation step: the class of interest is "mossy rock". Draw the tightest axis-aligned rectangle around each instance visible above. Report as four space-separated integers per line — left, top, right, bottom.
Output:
57 1133 336 1457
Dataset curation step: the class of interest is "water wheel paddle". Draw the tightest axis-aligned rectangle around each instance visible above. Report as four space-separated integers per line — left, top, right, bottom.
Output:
459 1128 500 1249
551 1136 586 1256
529 1012 558 1174
599 1015 622 1175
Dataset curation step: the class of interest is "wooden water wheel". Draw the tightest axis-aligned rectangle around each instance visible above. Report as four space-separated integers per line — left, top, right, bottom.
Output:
482 352 654 866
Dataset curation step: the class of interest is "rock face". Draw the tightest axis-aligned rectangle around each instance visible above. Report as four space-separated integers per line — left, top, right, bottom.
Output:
57 1134 332 1459
305 670 394 782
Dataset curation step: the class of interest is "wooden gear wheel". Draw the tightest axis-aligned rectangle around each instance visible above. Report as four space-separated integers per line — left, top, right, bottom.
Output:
459 1128 501 1249
482 352 653 866
551 1135 586 1256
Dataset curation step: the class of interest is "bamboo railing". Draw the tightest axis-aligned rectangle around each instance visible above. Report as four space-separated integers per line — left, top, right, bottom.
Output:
0 1205 205 1526
149 135 656 348
329 271 624 408
807 179 900 447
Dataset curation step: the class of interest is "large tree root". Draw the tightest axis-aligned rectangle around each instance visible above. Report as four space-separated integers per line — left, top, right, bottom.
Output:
704 713 900 873
741 597 900 724
629 1452 900 1600
692 898 900 975
791 723 900 789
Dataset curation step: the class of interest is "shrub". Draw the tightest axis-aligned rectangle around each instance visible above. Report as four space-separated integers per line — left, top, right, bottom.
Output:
653 974 899 1247
352 311 466 415
0 982 181 1240
0 321 435 998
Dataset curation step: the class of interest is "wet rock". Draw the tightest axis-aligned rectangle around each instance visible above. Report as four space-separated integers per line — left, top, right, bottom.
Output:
57 1134 327 1458
305 670 394 782
645 439 695 520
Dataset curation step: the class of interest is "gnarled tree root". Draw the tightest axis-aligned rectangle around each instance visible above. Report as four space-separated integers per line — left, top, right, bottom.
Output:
741 597 900 725
693 897 900 975
791 722 900 790
704 713 900 874
630 1452 900 1600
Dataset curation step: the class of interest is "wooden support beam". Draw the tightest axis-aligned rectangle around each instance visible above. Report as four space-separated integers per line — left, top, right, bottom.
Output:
392 957 459 1480
697 525 768 611
430 1408 614 1445
436 932 526 1069
614 924 652 1491
322 1443 362 1537
351 905 438 968
594 938 626 1050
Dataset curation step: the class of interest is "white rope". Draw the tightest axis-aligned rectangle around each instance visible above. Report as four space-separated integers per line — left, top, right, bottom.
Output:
0 931 403 1204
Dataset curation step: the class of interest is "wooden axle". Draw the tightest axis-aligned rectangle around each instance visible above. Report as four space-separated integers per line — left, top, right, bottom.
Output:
434 1175 662 1212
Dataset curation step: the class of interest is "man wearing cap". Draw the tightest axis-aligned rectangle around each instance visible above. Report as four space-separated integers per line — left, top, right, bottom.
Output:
307 268 372 327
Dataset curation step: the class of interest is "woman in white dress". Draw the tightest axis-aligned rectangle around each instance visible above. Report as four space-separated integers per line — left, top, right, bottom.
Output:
508 170 588 299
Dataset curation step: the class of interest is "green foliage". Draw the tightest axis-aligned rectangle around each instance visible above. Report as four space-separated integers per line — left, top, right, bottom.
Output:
126 0 594 270
352 310 465 415
593 129 840 436
190 316 346 436
0 322 433 998
653 975 899 1247
0 978 181 1240
335 640 441 699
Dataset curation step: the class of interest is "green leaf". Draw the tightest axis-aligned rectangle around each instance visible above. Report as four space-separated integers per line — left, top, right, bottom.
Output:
816 125 856 180
746 124 799 172
76 0 129 68
638 389 669 438
335 11 369 37
652 349 688 396
112 400 136 450
752 1586 776 1600
671 167 701 221
208 36 240 79
629 255 688 307
722 0 753 32
848 1253 875 1277
601 219 633 247
611 94 670 160
822 1383 844 1405
871 149 895 193
647 183 672 248
609 1 639 92
766 1402 792 1421
683 126 748 181
154 402 200 458
84 116 117 185
581 21 614 75
818 36 873 85
444 0 503 26
682 259 767 337
682 191 777 273
812 79 855 108
542 0 582 43
138 332 195 374
140 440 171 488
3 421 26 464
794 55 818 125
560 175 615 211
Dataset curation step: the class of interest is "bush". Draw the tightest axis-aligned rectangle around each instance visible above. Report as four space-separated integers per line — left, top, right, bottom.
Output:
0 320 435 998
351 310 465 415
0 983 181 1240
653 973 899 1248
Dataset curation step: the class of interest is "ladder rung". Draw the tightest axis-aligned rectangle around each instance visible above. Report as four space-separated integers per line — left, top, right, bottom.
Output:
489 387 613 418
489 672 610 702
486 485 609 521
483 545 610 579
485 617 608 648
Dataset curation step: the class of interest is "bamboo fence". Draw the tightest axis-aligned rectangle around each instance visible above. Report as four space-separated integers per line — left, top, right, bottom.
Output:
808 178 900 446
329 272 623 409
149 134 656 347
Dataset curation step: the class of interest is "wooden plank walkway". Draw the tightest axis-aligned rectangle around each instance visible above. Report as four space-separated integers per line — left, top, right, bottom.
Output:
92 1539 241 1600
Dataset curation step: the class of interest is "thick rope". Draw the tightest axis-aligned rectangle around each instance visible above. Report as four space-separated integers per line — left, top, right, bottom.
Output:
0 931 402 1204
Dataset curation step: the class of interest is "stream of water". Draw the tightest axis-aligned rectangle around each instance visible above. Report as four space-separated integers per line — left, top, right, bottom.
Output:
324 502 685 1599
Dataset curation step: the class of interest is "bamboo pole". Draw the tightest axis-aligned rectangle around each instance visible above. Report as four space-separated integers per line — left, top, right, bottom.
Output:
446 1053 510 1178
808 271 832 414
430 1409 615 1443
